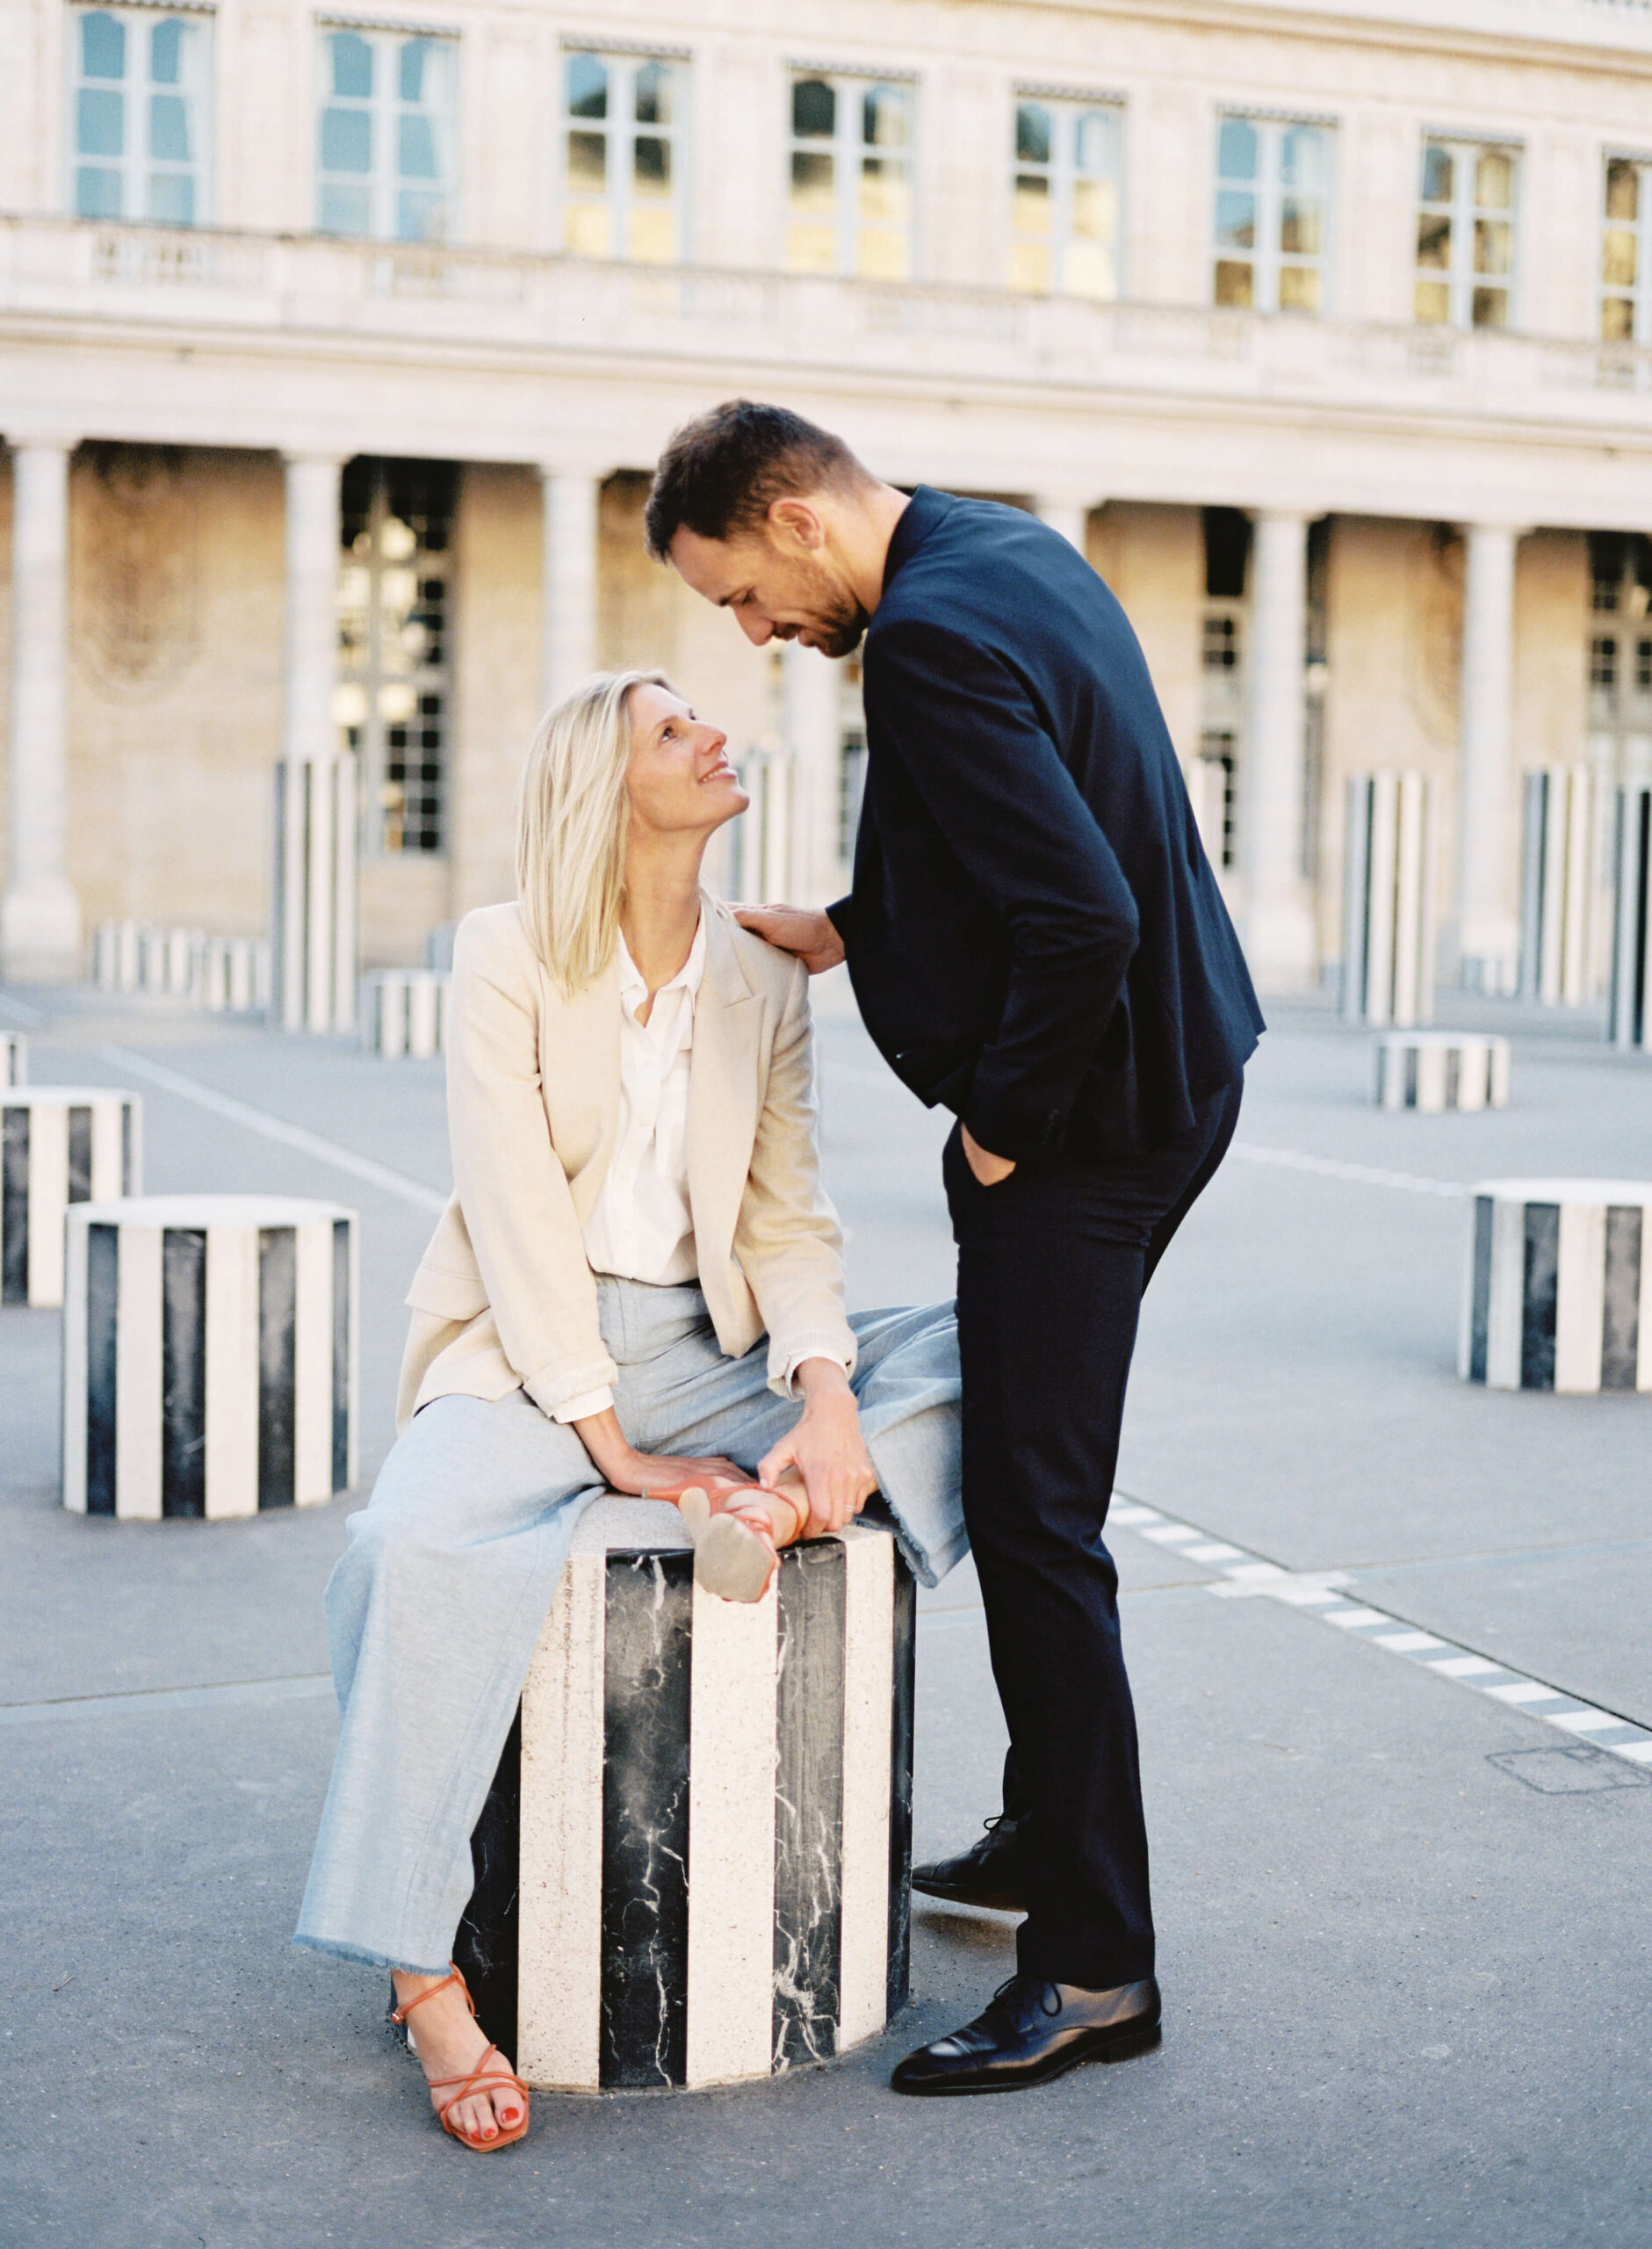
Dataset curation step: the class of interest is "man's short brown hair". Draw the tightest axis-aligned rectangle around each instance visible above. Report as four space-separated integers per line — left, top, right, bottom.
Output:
644 400 869 560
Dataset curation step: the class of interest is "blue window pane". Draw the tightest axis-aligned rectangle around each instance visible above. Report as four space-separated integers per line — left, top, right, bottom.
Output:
321 105 372 174
1280 126 1326 192
77 85 125 157
400 38 436 103
75 164 124 218
1075 109 1118 176
149 92 191 163
397 187 446 242
566 54 607 120
398 113 438 181
1217 115 1257 183
329 33 372 99
635 61 674 127
80 11 125 81
792 77 833 139
1015 104 1051 166
150 18 184 84
148 170 194 224
1215 189 1257 252
318 181 371 235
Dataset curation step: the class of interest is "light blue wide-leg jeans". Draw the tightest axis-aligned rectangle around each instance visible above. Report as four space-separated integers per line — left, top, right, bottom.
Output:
294 1279 964 1974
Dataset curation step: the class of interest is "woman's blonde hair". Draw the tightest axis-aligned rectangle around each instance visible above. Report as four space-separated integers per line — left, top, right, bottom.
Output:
516 668 674 993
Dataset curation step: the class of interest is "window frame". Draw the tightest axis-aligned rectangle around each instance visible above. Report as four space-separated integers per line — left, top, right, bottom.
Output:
1414 134 1521 333
65 3 214 228
314 23 459 246
1008 90 1125 301
1210 112 1334 317
558 46 689 266
784 69 917 282
335 458 458 861
1602 155 1652 345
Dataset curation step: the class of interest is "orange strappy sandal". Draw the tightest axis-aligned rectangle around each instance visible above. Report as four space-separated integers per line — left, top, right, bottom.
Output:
644 1478 811 1603
390 1964 530 2153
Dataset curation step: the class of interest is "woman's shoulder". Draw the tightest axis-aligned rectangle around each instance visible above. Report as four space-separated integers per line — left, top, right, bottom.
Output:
706 897 807 1008
452 900 532 969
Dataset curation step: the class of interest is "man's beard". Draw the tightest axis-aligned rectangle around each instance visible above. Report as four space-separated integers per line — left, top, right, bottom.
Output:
806 602 870 660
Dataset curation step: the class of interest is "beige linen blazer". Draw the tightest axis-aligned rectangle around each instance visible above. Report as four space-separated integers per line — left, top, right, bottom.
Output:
396 895 857 1429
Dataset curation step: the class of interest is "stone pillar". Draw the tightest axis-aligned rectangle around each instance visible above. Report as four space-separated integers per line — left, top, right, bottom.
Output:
281 456 343 768
1238 510 1316 988
274 456 356 1032
2 442 82 980
1458 524 1522 990
783 641 842 906
1035 498 1093 555
540 470 601 711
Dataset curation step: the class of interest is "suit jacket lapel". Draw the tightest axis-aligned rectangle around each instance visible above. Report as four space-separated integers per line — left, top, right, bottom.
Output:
545 955 622 1226
687 905 760 1265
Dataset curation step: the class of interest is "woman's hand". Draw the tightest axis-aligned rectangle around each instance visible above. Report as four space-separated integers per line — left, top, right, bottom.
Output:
571 1406 745 1497
961 1122 1016 1186
758 1359 877 1537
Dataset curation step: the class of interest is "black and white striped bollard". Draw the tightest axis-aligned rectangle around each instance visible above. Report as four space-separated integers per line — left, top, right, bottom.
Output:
1341 770 1438 1028
61 1195 357 1518
453 1498 916 2090
1374 1032 1510 1113
198 937 271 1016
1610 783 1651 1051
362 970 448 1059
1461 1178 1652 1392
2 1088 141 1308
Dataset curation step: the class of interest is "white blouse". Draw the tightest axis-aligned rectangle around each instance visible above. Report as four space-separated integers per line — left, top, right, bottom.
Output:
554 913 706 1423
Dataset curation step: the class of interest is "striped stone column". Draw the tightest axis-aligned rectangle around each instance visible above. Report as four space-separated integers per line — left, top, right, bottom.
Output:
452 1499 916 2090
1374 1032 1510 1114
1342 771 1437 1029
1519 766 1604 1007
61 1194 357 1519
2 1088 140 1307
91 918 142 994
271 756 359 1034
1461 1178 1652 1392
198 937 271 1016
3 1034 24 1088
137 925 199 1000
1609 784 1651 1052
362 969 448 1059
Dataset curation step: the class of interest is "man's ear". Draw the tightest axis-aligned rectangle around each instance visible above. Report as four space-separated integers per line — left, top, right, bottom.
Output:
768 496 826 551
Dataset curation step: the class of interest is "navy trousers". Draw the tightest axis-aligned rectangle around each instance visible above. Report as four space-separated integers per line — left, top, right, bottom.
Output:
943 1074 1244 1990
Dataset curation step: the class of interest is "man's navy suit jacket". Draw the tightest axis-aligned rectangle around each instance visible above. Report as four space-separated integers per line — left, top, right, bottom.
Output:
827 486 1265 1167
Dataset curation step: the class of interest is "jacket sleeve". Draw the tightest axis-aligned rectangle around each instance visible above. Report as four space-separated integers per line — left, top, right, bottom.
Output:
864 614 1140 1162
735 957 859 1397
445 915 618 1416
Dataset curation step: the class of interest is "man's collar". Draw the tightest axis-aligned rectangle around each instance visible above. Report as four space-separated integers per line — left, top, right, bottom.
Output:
879 486 952 600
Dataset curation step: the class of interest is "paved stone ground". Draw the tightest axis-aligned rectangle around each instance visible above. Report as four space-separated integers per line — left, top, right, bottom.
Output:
2 980 1648 2249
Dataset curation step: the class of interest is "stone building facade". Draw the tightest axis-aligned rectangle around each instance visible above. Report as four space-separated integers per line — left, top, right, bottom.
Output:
2 0 1650 989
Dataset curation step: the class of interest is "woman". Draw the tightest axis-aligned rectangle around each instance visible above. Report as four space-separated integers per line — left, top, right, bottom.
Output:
295 669 965 2151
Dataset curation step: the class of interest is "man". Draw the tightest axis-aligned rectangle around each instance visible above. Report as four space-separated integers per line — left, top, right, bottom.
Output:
645 401 1263 2095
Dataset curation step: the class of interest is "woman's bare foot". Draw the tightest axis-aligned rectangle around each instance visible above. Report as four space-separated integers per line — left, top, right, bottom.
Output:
390 1969 525 2145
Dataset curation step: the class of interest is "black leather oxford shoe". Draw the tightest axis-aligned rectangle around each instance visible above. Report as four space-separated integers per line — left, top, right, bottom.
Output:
910 1815 1028 1913
890 1973 1161 2095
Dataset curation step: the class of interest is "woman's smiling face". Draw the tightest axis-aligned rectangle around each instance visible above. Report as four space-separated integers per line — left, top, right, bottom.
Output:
624 681 748 841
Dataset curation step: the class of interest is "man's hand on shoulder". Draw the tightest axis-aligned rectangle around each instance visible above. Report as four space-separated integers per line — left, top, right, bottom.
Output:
732 905 847 976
